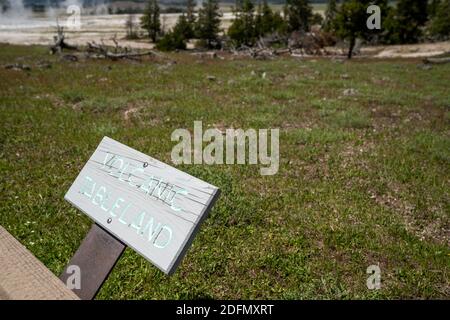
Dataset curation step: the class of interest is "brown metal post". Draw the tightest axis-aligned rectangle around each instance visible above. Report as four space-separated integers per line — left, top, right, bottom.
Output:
60 224 126 300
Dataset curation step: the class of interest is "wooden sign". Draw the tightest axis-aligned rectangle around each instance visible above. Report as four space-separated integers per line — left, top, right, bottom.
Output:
65 137 220 275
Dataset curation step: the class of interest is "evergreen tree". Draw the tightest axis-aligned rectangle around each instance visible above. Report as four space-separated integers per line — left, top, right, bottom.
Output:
256 1 287 36
272 11 287 34
322 0 337 32
241 0 256 39
334 0 371 59
186 0 197 24
285 0 313 33
157 11 198 51
234 0 243 11
366 0 390 43
125 14 139 39
428 0 441 18
255 1 263 37
228 18 246 46
385 0 429 43
174 0 196 40
196 0 222 48
260 0 274 34
254 0 286 37
310 12 323 26
156 31 187 51
400 0 428 26
373 0 390 21
174 13 195 40
141 0 161 42
429 0 450 39
228 0 256 46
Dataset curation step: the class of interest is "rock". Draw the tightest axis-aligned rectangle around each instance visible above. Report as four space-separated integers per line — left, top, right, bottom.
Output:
123 107 139 120
343 88 358 96
418 64 432 70
36 60 52 69
157 64 170 71
61 54 78 62
4 63 31 71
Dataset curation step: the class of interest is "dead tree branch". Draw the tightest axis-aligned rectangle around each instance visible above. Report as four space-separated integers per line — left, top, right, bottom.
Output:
50 23 77 54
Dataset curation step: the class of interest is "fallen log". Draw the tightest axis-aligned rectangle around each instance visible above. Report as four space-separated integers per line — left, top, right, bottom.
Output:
104 51 157 59
423 56 450 65
86 41 161 60
274 48 291 55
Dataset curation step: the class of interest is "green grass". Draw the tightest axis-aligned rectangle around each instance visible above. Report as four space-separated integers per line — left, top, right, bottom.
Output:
0 44 449 299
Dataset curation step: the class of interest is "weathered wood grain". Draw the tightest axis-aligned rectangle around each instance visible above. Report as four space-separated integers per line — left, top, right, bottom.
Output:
59 224 126 300
65 136 220 275
0 225 79 300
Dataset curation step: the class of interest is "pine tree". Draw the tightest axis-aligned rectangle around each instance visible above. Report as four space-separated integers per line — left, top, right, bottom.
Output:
261 0 274 34
174 14 194 40
176 0 196 40
186 0 197 25
196 0 222 48
234 0 243 11
334 0 371 58
373 0 390 20
285 0 313 33
156 30 187 51
386 0 429 43
254 0 286 37
141 0 161 42
228 0 255 46
399 0 428 26
323 0 337 32
429 0 450 39
125 14 138 39
428 0 441 18
272 11 287 34
365 0 391 44
255 1 263 37
242 0 255 39
156 11 197 51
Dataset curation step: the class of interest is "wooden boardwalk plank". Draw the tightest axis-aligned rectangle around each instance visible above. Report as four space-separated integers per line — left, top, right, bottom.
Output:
0 225 79 300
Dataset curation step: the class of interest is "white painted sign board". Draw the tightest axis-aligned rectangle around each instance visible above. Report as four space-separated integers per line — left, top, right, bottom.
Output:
65 136 220 275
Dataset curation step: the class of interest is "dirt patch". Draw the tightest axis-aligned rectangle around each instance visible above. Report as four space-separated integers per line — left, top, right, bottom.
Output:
368 41 450 58
369 182 449 246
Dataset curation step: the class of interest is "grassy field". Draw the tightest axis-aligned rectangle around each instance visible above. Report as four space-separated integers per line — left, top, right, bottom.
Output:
0 44 448 299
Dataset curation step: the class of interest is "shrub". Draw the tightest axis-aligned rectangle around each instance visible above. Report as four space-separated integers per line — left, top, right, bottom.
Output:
156 31 187 51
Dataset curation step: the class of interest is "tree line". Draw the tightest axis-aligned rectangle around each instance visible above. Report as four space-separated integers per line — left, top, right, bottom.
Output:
138 0 450 57
328 0 450 57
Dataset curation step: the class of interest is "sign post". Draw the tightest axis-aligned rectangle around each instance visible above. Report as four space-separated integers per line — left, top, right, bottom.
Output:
60 224 125 300
61 137 220 299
